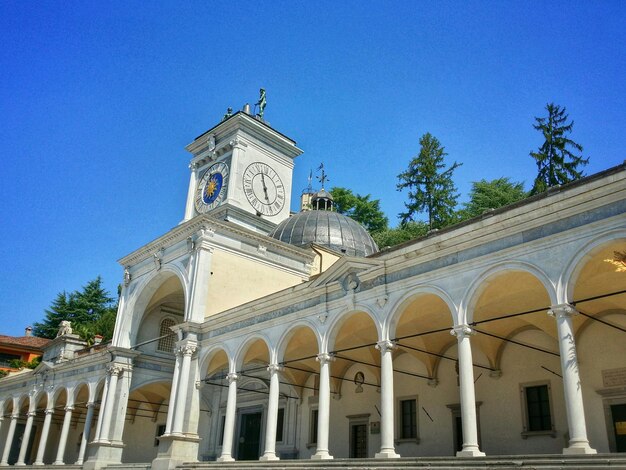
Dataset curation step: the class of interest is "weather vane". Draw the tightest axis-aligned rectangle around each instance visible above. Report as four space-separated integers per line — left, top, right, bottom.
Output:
316 163 329 189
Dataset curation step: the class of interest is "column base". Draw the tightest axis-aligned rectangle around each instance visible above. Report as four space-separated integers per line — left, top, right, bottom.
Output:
456 447 486 457
216 455 234 462
83 440 125 470
151 434 201 470
563 440 597 455
311 451 333 460
375 450 400 458
259 453 280 461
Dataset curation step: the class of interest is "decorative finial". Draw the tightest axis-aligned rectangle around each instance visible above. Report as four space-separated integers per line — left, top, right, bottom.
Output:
316 163 329 189
222 107 233 121
255 88 266 119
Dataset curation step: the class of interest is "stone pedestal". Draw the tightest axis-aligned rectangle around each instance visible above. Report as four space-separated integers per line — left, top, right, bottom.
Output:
151 434 200 470
82 441 124 470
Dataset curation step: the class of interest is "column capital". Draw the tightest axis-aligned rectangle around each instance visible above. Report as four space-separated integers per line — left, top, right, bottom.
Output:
107 364 123 376
548 303 577 319
86 402 96 409
451 324 474 339
226 372 239 384
64 406 74 412
27 411 37 418
178 344 197 357
316 353 335 364
44 409 55 415
267 363 283 374
375 340 396 353
11 413 19 420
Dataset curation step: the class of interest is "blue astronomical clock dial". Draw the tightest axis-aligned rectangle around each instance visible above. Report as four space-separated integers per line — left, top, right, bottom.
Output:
194 162 230 214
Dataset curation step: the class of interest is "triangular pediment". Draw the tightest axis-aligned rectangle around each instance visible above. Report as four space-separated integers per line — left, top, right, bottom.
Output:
309 253 382 289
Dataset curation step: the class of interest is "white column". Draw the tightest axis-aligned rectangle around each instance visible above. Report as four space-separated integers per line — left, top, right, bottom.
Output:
171 344 196 434
34 409 54 465
451 325 485 457
1 413 19 466
16 411 36 465
217 373 238 462
260 364 282 461
375 340 400 458
53 406 74 465
93 375 109 441
311 353 334 460
98 365 122 442
75 402 96 465
183 163 199 221
164 349 182 434
548 304 597 454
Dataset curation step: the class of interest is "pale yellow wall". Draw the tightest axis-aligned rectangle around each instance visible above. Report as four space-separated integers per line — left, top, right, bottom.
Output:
205 250 307 318
309 245 341 277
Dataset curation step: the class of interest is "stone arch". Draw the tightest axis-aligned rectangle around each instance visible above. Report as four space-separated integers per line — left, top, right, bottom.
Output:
276 322 322 398
560 229 626 303
326 306 382 353
276 320 322 363
234 334 272 373
386 287 457 380
199 344 233 378
326 308 381 396
461 261 557 324
116 266 188 349
461 261 558 372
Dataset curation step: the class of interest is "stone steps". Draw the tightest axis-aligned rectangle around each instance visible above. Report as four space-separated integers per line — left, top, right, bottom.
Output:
177 454 626 470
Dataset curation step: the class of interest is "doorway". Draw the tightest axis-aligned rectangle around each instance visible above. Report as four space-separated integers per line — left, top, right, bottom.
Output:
237 411 262 460
611 404 626 452
350 423 368 458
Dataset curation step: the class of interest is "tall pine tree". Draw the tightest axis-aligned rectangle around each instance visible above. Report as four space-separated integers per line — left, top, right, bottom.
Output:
33 277 117 342
397 133 461 229
530 103 588 194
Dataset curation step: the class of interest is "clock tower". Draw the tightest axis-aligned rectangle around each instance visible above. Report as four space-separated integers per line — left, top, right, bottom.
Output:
182 110 303 233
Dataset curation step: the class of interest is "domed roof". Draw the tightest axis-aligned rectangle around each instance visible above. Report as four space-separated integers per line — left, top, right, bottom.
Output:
269 210 379 257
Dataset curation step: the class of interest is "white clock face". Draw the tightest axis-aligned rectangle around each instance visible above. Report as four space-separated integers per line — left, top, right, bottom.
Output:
195 162 230 214
242 162 285 216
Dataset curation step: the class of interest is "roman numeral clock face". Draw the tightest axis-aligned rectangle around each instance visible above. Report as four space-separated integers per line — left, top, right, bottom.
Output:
194 162 230 214
242 162 285 216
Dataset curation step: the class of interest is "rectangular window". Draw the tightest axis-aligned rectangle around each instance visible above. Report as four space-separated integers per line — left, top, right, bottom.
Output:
276 408 285 442
525 384 552 431
400 398 417 439
310 409 318 444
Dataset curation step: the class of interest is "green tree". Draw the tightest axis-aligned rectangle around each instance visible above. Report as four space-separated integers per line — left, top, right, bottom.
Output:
330 187 388 233
372 221 429 249
530 103 588 194
397 133 462 229
33 277 117 342
457 178 527 221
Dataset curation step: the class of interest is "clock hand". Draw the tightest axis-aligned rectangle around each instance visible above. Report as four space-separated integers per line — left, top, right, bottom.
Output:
260 173 270 202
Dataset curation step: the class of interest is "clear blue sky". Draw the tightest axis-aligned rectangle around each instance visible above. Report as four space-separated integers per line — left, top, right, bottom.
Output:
1 1 624 337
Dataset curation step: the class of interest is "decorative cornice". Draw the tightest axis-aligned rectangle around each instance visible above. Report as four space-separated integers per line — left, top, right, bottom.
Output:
118 214 314 268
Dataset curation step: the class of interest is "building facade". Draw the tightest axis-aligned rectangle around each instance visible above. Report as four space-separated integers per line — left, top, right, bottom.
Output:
0 110 624 468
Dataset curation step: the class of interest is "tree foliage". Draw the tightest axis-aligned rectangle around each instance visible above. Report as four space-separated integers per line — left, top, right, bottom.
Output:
330 187 388 233
530 103 588 194
457 178 527 221
372 221 429 249
397 133 462 229
33 277 118 343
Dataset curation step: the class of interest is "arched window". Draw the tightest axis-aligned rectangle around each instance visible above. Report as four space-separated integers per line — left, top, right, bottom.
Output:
157 318 176 352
